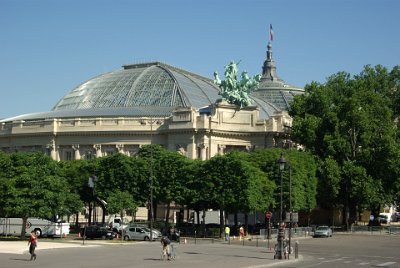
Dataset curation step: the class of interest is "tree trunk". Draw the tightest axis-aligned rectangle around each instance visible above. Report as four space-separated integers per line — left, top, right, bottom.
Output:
75 212 79 231
120 210 124 223
153 201 158 223
88 202 92 225
194 210 198 226
244 213 249 236
21 217 28 240
165 203 171 229
202 208 206 238
219 208 224 239
186 207 190 223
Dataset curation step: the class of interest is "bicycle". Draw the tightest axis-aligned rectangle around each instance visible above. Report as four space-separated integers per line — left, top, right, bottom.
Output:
160 244 177 261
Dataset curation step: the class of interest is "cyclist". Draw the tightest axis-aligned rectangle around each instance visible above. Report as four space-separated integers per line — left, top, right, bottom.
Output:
161 236 171 260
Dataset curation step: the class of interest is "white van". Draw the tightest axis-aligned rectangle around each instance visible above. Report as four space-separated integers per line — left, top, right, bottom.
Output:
0 217 70 237
107 215 128 233
378 213 392 224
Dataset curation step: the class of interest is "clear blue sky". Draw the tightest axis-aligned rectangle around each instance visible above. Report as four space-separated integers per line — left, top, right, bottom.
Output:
1 0 399 119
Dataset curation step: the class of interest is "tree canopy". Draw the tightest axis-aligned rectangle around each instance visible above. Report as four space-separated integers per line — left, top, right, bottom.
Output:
289 64 400 224
0 152 82 238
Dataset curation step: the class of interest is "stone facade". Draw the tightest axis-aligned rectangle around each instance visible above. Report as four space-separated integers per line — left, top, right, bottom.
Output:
0 101 292 160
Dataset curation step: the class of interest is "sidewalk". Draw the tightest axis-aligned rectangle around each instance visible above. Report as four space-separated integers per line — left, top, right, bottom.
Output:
0 240 103 254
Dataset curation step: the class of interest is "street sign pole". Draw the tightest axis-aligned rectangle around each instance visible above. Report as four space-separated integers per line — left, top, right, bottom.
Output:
265 211 272 250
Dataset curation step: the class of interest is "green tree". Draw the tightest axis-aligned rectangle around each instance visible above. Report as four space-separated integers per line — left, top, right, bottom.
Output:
183 159 217 228
289 65 400 226
202 152 275 237
250 148 318 217
58 159 92 219
0 152 80 238
106 190 138 223
138 145 189 227
95 153 148 223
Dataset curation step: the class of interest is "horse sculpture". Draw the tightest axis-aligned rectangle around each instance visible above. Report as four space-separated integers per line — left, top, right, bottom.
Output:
214 61 261 108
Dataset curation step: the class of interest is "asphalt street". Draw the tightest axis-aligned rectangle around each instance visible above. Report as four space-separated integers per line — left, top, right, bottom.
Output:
0 239 295 268
0 234 399 268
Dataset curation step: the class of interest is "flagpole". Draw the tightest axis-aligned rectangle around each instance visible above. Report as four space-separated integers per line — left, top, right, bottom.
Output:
269 24 274 42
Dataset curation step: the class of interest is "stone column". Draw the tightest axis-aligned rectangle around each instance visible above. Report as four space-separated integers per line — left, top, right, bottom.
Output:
56 146 61 161
46 140 57 160
199 143 208 161
94 144 102 158
72 144 81 160
177 144 186 156
116 144 124 154
218 144 226 155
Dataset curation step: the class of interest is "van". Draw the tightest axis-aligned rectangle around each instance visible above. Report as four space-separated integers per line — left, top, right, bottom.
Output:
0 217 70 237
378 213 392 224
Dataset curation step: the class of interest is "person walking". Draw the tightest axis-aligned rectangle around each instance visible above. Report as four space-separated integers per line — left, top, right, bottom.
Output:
224 226 230 241
28 231 37 261
239 226 244 241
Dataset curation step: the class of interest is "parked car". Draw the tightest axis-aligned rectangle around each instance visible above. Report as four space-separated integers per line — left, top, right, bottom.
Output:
125 224 162 240
81 225 115 240
123 226 156 241
143 227 162 240
394 212 400 222
378 213 392 224
313 226 332 238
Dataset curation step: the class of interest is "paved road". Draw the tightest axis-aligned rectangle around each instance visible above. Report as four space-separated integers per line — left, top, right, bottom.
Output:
282 233 400 268
0 239 296 268
0 234 399 268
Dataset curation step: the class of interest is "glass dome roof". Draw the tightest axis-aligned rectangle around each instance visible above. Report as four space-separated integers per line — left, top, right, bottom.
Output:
1 58 298 123
52 62 220 113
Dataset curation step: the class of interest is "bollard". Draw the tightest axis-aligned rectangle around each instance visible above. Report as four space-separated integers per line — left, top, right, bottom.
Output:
294 241 298 259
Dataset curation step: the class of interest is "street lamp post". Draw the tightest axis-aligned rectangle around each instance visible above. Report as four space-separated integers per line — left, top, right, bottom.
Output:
88 175 98 224
275 154 286 260
149 118 155 241
288 163 292 259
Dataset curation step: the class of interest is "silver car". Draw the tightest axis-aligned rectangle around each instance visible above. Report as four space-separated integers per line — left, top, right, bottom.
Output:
123 226 156 241
313 226 332 238
142 227 162 239
126 224 162 240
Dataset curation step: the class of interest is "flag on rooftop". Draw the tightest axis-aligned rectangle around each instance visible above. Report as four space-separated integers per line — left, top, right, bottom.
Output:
269 24 274 42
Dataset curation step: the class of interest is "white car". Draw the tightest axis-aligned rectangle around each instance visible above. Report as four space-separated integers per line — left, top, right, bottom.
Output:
123 226 156 241
378 213 392 224
313 226 333 238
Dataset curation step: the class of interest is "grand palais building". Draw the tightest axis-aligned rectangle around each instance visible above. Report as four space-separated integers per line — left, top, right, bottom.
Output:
0 43 304 160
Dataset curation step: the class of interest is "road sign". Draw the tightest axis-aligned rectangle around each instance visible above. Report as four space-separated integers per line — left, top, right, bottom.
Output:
266 211 272 219
285 212 299 222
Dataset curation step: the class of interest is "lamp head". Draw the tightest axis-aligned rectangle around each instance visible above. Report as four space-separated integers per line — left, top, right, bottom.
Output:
277 154 286 171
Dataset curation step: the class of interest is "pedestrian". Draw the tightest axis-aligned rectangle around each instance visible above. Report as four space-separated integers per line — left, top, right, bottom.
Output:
224 225 230 241
239 226 244 240
28 231 37 261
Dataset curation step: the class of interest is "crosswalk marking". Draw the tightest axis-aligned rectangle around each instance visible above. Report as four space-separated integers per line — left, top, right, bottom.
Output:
375 262 397 267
